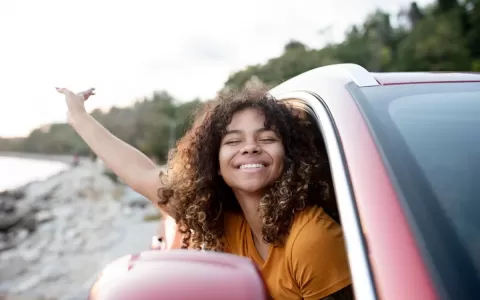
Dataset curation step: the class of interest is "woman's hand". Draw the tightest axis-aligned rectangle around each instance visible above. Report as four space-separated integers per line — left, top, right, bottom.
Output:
56 87 95 122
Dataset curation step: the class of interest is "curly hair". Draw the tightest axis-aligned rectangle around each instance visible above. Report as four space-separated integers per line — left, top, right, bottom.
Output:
158 87 330 251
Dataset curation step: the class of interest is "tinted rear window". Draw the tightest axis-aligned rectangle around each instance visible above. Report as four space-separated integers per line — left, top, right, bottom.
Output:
389 91 480 255
350 82 480 296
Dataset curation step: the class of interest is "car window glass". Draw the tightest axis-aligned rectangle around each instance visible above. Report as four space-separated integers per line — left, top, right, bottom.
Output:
388 92 480 272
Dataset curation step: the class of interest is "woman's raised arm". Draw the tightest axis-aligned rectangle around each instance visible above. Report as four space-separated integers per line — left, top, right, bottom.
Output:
56 87 168 212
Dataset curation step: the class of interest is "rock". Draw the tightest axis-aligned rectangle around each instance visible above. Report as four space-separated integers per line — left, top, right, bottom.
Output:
122 187 150 208
20 247 42 263
0 213 36 239
10 275 42 293
39 264 68 282
123 207 133 216
0 233 14 251
10 190 25 201
19 229 53 255
0 236 17 252
0 228 30 251
0 212 24 232
83 231 121 252
0 256 28 281
15 229 29 242
41 185 60 201
18 215 37 233
0 200 34 233
0 238 10 252
35 211 54 224
0 200 15 214
64 229 77 240
0 189 25 201
51 207 73 220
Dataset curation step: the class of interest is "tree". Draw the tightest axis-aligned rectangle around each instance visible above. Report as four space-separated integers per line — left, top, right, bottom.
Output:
408 2 425 26
437 0 459 13
396 12 471 71
2 0 477 158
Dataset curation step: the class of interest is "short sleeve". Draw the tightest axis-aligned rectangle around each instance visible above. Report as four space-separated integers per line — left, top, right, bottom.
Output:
289 216 352 300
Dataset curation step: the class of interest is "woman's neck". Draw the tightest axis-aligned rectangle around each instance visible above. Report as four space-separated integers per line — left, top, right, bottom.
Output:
234 190 271 261
234 191 264 241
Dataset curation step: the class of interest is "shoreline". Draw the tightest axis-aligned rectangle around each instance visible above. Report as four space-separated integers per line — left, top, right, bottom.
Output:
0 151 86 164
0 152 89 193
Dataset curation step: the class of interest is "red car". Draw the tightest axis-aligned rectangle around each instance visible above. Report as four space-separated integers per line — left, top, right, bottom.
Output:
89 64 480 300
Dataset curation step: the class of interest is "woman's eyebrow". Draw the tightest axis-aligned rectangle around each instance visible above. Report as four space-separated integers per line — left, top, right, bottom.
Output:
224 129 243 136
224 127 273 136
257 128 273 133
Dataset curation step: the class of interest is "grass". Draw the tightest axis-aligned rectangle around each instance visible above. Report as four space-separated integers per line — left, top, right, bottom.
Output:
143 212 162 222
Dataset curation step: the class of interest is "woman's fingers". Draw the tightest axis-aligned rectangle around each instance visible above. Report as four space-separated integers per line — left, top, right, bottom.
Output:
55 87 75 96
55 87 96 101
83 87 95 95
80 88 96 101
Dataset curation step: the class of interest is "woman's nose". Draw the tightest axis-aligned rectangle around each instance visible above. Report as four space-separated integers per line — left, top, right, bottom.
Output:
240 142 261 154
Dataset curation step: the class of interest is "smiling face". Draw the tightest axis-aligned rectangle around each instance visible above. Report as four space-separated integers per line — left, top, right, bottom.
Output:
218 108 285 195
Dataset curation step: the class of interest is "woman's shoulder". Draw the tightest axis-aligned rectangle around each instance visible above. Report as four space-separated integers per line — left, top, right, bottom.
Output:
291 205 335 227
286 206 351 298
287 205 345 250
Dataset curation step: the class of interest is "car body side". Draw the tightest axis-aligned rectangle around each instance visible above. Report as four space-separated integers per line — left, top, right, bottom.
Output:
270 67 439 300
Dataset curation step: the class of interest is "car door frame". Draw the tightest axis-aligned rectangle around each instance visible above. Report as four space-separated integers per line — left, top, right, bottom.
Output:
274 91 377 300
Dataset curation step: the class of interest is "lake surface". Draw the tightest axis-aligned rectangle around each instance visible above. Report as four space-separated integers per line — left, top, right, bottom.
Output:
0 156 68 191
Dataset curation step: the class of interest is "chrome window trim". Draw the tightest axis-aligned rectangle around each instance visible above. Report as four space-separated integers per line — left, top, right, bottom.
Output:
269 64 379 97
276 91 377 300
332 63 379 87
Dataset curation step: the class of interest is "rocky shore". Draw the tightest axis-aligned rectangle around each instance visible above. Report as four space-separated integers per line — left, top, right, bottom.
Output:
0 160 160 300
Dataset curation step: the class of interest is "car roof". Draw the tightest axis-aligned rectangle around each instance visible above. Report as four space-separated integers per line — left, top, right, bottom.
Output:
269 64 480 96
371 72 480 85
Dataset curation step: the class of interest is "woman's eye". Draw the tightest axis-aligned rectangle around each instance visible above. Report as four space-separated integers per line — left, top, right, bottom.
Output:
260 138 276 142
224 140 241 145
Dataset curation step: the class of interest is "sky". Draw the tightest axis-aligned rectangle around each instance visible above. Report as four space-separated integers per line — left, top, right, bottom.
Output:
0 0 432 137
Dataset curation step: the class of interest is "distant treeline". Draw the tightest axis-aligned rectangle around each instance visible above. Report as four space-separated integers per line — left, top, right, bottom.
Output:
1 0 479 163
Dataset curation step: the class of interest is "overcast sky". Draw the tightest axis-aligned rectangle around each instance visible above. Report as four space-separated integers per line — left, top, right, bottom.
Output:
0 0 432 137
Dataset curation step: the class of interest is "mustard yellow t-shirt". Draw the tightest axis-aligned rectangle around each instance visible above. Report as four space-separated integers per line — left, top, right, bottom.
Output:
223 206 351 300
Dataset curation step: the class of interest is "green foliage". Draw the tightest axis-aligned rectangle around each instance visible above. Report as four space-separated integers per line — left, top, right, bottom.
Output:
225 41 340 88
1 0 479 159
0 91 201 164
396 11 471 71
143 212 162 222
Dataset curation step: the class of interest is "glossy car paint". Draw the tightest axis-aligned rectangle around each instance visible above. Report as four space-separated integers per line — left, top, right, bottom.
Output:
89 250 268 300
325 85 438 300
271 68 438 300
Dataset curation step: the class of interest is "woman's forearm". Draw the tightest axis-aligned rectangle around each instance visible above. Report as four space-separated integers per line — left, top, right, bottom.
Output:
69 112 158 190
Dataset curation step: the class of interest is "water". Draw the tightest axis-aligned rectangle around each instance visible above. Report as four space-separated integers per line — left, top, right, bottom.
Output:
0 156 68 191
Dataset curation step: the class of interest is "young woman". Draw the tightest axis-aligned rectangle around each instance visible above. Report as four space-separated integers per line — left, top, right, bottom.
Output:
56 87 353 300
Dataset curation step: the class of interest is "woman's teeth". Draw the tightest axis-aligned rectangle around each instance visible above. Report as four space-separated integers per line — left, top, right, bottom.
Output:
239 163 265 169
